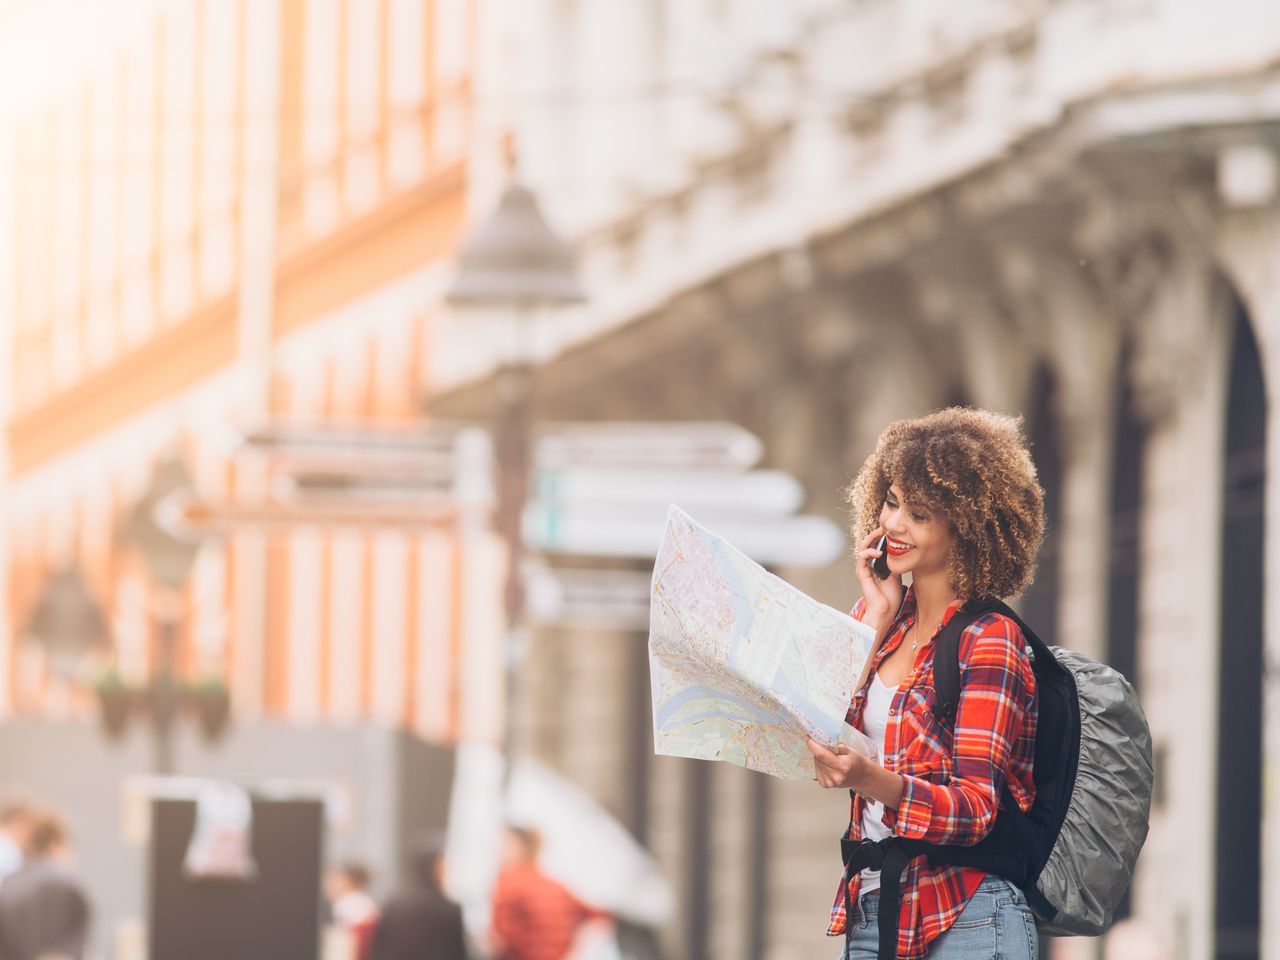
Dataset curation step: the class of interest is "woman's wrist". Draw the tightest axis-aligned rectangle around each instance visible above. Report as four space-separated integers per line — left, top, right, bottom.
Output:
853 760 904 811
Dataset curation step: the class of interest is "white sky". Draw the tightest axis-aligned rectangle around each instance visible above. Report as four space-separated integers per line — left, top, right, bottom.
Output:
0 0 169 127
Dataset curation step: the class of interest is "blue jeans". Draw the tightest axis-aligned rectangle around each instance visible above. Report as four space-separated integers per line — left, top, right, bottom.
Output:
840 875 1038 959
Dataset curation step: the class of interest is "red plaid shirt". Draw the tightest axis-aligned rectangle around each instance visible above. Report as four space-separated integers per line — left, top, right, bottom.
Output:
827 589 1038 958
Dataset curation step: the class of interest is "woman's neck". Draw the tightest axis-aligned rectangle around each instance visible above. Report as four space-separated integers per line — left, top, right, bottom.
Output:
912 571 960 628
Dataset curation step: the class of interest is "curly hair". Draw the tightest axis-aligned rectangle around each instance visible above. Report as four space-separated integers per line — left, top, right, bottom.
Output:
846 407 1046 600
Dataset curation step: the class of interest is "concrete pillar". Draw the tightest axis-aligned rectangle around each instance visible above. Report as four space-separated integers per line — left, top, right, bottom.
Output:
1126 261 1229 960
708 764 751 960
647 754 697 960
1040 265 1121 664
765 778 851 960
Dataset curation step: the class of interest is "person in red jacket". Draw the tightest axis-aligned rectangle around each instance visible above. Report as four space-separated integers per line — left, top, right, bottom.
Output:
490 826 604 960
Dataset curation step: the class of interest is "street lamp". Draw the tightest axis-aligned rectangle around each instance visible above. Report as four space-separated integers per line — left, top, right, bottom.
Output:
445 180 586 774
22 568 111 681
119 457 206 775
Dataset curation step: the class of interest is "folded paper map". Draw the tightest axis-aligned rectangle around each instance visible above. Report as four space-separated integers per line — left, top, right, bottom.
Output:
648 505 877 780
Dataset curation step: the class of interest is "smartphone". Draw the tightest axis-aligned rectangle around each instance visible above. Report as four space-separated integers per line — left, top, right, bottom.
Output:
872 534 891 579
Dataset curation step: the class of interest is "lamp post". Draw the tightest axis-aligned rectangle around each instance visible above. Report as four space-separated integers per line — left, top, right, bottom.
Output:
23 568 112 681
445 180 585 775
119 457 204 775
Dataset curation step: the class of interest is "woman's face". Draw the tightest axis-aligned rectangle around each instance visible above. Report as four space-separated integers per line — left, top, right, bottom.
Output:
878 482 954 582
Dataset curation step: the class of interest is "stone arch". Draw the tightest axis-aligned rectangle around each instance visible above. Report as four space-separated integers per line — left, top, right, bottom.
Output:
1213 214 1280 403
1214 285 1266 960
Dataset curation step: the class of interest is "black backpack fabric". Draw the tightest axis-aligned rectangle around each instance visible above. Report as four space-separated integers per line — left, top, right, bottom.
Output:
839 598 1153 960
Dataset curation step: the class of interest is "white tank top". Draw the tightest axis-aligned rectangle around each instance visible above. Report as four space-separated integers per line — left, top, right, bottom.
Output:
859 671 896 894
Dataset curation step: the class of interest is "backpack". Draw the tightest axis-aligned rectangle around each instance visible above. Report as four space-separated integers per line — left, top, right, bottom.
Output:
839 598 1153 960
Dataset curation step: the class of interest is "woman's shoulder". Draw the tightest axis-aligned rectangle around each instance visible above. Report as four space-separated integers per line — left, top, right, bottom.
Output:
964 608 1023 638
958 608 1031 666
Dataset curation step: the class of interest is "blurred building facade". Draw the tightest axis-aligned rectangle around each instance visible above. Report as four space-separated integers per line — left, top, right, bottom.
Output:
428 2 1280 960
0 0 501 952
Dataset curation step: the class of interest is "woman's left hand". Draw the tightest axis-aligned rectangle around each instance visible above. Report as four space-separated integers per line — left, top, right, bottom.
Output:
806 737 868 790
808 738 904 809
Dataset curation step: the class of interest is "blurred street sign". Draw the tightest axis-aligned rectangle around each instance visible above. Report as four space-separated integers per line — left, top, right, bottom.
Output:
523 502 845 567
240 423 461 477
534 421 762 470
228 420 846 567
533 466 803 515
177 497 461 533
525 564 652 630
277 471 456 502
242 422 463 454
242 420 762 473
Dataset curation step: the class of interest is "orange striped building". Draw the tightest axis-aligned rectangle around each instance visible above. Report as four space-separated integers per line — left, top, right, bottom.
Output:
1 0 503 746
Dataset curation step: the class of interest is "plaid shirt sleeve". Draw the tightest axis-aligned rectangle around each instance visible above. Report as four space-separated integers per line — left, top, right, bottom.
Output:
893 613 1034 845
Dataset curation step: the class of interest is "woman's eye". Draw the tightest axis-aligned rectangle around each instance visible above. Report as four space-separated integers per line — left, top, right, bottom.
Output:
912 513 928 523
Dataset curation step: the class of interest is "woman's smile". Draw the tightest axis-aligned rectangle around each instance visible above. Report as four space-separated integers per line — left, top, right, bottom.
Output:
878 482 953 577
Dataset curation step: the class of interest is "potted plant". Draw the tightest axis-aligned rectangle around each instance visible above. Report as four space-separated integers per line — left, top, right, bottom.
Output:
184 676 232 742
94 669 134 739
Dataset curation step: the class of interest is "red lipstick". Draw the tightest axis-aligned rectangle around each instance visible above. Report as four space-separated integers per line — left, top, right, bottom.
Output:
885 538 915 556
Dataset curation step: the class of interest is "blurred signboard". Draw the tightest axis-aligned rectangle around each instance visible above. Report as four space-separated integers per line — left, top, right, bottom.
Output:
532 466 804 515
522 503 845 567
177 497 460 533
226 418 844 566
525 564 652 630
242 423 461 459
535 421 762 470
239 420 762 473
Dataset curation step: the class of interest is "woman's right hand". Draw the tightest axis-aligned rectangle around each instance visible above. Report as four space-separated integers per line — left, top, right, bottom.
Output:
853 526 904 637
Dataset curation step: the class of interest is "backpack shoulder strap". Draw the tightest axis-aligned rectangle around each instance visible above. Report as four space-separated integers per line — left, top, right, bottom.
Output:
980 598 1065 682
930 599 987 724
932 596 1066 721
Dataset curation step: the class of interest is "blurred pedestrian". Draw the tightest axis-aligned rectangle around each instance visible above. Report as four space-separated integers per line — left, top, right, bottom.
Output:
325 861 379 960
0 810 90 960
0 798 34 885
490 825 605 960
371 834 468 960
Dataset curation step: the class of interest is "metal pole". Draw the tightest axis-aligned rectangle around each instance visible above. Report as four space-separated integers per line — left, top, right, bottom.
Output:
495 363 533 778
153 614 180 776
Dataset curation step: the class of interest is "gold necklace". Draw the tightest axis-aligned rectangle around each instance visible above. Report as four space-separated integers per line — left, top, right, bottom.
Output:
908 613 945 651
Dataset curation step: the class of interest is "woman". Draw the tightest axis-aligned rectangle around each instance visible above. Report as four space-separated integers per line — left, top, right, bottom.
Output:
806 408 1044 960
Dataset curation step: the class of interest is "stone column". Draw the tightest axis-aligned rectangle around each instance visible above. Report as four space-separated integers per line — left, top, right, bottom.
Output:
1035 259 1121 664
1125 254 1227 960
1214 207 1280 960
